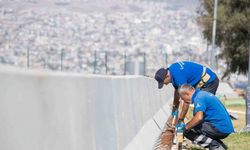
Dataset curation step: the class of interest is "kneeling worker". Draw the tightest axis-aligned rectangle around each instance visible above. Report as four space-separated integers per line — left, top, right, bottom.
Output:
177 84 234 150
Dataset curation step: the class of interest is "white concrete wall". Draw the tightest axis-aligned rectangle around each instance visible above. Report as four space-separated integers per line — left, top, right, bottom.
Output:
0 66 173 150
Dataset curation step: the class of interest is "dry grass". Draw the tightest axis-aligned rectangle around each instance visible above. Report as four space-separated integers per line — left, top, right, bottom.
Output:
227 105 246 132
223 132 250 150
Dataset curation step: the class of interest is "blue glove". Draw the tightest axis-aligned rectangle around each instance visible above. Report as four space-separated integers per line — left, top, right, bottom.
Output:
176 123 186 133
171 109 178 117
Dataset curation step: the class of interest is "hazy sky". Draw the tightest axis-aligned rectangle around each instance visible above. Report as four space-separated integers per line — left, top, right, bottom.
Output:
167 0 200 10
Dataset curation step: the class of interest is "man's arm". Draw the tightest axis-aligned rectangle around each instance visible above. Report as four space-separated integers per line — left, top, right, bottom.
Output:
172 89 180 111
185 111 203 130
179 102 189 120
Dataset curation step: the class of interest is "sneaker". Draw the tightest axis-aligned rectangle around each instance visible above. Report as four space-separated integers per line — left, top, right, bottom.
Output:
217 145 226 150
209 141 227 150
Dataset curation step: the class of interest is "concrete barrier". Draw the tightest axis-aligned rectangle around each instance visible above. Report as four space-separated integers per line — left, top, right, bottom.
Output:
0 66 173 150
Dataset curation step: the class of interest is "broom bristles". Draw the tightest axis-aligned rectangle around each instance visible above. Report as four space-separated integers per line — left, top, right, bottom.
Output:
153 116 176 150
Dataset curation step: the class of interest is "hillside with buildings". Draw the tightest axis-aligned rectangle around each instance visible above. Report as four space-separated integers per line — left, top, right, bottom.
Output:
0 0 207 75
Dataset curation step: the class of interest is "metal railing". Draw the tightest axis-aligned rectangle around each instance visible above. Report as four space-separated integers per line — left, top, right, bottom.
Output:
1 48 206 76
24 49 171 76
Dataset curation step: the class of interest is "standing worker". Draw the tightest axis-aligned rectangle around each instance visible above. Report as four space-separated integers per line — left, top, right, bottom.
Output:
176 84 234 150
154 61 219 124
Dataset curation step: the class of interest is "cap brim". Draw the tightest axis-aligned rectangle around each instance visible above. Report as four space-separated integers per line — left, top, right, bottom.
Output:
158 82 164 89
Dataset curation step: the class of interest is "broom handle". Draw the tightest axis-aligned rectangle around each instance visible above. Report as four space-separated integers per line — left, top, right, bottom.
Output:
172 114 177 127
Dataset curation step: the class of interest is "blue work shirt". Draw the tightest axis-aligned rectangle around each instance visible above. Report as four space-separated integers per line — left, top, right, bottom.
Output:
192 89 234 134
169 61 216 89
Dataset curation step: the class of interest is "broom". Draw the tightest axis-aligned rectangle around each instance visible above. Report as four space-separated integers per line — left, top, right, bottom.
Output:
154 100 188 150
154 115 177 150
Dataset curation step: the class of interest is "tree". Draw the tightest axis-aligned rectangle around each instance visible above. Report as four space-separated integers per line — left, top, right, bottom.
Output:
197 0 250 78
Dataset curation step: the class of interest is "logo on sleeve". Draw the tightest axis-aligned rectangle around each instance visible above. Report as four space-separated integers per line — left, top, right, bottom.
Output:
196 103 201 108
177 61 185 70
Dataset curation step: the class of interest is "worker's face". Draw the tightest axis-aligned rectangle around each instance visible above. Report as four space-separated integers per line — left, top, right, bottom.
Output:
163 74 171 85
179 91 192 104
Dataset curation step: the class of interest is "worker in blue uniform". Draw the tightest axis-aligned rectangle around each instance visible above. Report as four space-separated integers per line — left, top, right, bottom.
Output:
176 84 234 150
154 61 219 124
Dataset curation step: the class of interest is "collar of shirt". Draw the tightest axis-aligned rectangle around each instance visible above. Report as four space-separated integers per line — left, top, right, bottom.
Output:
191 89 200 103
169 71 177 88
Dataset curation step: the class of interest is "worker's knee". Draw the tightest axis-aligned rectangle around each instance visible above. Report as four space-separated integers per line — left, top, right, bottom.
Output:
183 129 196 141
183 129 189 137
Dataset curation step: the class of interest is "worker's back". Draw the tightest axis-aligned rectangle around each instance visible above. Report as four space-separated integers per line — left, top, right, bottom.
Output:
169 61 216 88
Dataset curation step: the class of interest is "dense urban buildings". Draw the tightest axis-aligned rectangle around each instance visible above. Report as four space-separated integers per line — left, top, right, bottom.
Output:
0 0 206 75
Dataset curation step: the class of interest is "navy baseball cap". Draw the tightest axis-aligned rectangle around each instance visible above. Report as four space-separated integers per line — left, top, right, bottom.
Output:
154 68 168 89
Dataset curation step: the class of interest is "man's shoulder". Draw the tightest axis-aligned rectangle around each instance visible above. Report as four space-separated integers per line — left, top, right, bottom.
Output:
195 91 218 104
193 91 208 111
197 90 214 97
194 91 212 102
169 62 185 72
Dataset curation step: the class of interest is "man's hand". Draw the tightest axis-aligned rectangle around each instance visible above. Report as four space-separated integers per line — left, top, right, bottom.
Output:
171 109 178 117
177 118 184 124
176 123 186 133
